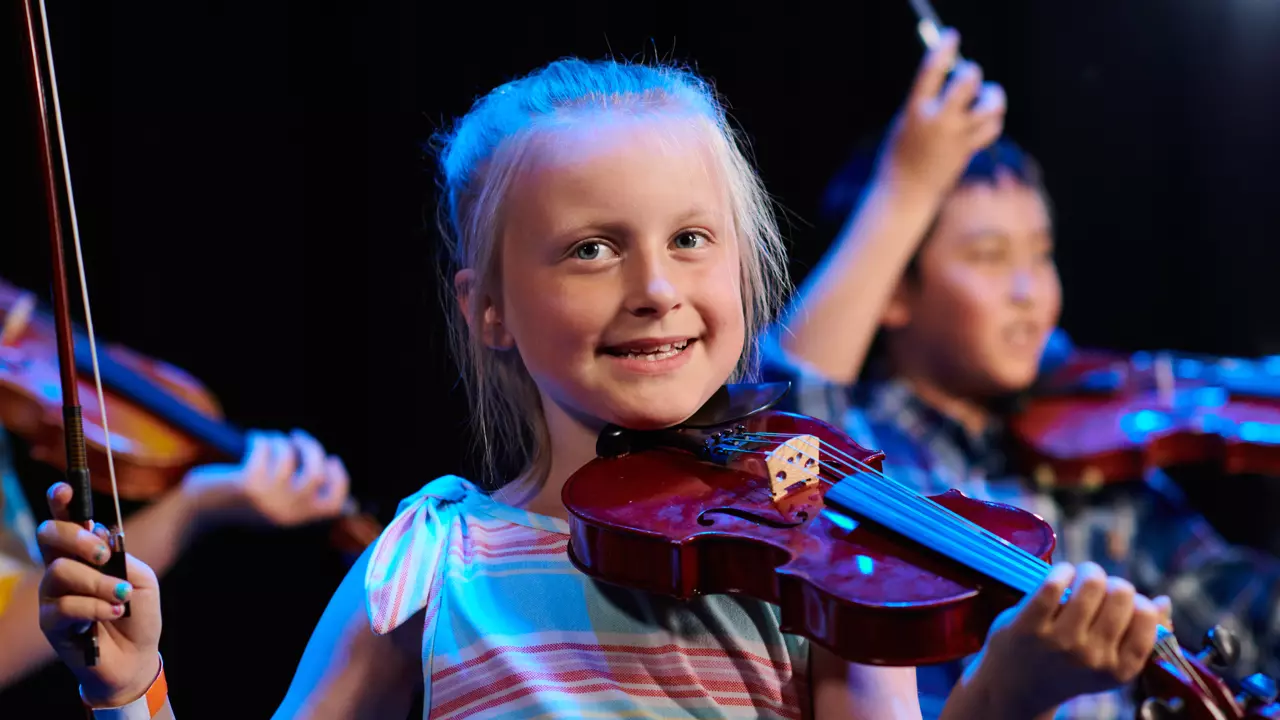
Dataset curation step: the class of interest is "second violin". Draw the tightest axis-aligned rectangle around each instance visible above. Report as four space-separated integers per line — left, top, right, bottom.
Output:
1010 329 1280 492
0 275 382 556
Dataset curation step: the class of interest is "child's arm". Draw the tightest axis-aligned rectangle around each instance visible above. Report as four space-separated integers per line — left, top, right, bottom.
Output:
811 647 923 719
272 544 422 720
774 29 1004 384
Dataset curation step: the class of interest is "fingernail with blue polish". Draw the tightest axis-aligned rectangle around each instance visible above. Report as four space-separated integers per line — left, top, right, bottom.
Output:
94 545 108 564
114 582 132 602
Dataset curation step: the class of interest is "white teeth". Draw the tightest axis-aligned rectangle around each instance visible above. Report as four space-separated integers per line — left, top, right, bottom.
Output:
609 339 693 361
619 343 688 362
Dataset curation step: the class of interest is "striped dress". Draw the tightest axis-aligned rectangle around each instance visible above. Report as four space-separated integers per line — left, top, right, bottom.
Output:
364 475 811 720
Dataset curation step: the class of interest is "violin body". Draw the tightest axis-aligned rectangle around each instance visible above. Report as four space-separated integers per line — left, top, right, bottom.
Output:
1011 333 1280 491
564 397 1055 666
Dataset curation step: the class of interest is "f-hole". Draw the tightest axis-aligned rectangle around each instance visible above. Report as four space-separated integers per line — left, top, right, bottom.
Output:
697 507 807 529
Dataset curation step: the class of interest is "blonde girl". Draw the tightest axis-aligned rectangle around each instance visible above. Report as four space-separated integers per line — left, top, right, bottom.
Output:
37 48 1165 720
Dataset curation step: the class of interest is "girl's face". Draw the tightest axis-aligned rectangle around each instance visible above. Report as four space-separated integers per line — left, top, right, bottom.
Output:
483 114 746 433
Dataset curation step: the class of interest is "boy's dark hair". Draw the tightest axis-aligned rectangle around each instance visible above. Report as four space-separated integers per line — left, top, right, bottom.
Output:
819 136 1050 281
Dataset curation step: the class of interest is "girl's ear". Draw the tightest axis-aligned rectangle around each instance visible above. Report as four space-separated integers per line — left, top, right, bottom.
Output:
456 268 515 350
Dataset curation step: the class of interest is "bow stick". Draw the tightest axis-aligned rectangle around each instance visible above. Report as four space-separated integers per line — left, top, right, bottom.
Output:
20 0 130 666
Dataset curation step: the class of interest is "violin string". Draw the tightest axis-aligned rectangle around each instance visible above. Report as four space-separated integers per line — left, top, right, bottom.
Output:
817 444 1052 582
722 433 1190 668
37 0 125 534
818 437 1196 684
801 436 1196 679
717 442 1051 593
716 438 1192 681
730 433 1051 585
1166 644 1215 705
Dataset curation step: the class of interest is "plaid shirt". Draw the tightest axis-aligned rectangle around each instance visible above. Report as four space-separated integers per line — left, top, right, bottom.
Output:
764 361 1280 720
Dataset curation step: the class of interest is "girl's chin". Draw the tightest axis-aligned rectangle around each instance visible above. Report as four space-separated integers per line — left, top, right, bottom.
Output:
603 412 693 432
599 400 708 432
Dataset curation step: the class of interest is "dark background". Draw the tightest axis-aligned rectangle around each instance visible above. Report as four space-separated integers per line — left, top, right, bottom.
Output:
4 0 1279 717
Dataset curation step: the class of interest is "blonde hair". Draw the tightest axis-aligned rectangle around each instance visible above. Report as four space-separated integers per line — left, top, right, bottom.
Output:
433 58 790 488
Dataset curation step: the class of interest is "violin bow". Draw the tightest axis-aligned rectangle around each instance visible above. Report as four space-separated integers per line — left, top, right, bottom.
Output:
20 0 130 666
907 0 966 70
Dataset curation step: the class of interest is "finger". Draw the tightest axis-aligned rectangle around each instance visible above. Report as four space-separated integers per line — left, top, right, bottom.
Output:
909 27 961 105
37 519 111 567
290 429 327 495
1117 594 1161 677
242 430 271 473
265 432 296 484
1013 562 1075 629
92 523 111 548
1053 562 1110 636
40 594 126 634
1087 576 1138 648
940 60 983 116
1153 595 1173 630
969 81 1007 120
40 556 134 605
319 456 351 514
46 482 73 522
42 552 157 636
969 115 1005 152
122 550 159 591
234 431 272 491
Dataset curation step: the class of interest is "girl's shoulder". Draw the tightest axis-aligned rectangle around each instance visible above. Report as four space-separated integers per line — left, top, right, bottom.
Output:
362 475 567 637
363 475 486 636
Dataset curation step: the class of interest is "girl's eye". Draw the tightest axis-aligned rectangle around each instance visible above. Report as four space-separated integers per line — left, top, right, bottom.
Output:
673 231 707 250
573 241 618 261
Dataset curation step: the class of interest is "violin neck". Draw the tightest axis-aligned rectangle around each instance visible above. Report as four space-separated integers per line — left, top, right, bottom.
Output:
823 473 1180 648
824 473 1050 598
73 335 246 460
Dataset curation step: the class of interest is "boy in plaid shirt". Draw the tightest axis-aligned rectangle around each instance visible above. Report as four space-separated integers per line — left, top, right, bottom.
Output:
765 34 1280 719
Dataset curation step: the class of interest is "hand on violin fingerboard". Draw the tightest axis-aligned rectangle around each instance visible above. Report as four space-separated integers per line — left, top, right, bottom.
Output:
878 28 1006 201
37 483 162 708
966 562 1172 718
181 429 351 529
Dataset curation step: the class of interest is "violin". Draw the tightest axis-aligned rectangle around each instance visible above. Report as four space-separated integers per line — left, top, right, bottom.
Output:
562 382 1280 719
1009 329 1280 492
0 275 383 556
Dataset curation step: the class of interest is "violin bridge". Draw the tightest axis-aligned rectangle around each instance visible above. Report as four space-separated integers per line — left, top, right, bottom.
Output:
765 435 821 501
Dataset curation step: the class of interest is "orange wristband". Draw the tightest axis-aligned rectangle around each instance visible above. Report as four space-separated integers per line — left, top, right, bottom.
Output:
81 654 168 719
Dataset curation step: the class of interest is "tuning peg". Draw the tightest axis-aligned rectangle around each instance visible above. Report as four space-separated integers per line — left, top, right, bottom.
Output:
1202 625 1241 669
1139 697 1185 720
1240 673 1278 706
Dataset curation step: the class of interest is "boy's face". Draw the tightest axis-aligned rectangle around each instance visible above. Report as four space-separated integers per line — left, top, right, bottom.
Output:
884 171 1061 397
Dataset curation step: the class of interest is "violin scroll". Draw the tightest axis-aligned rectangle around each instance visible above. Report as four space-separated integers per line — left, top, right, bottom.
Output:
1138 624 1280 719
